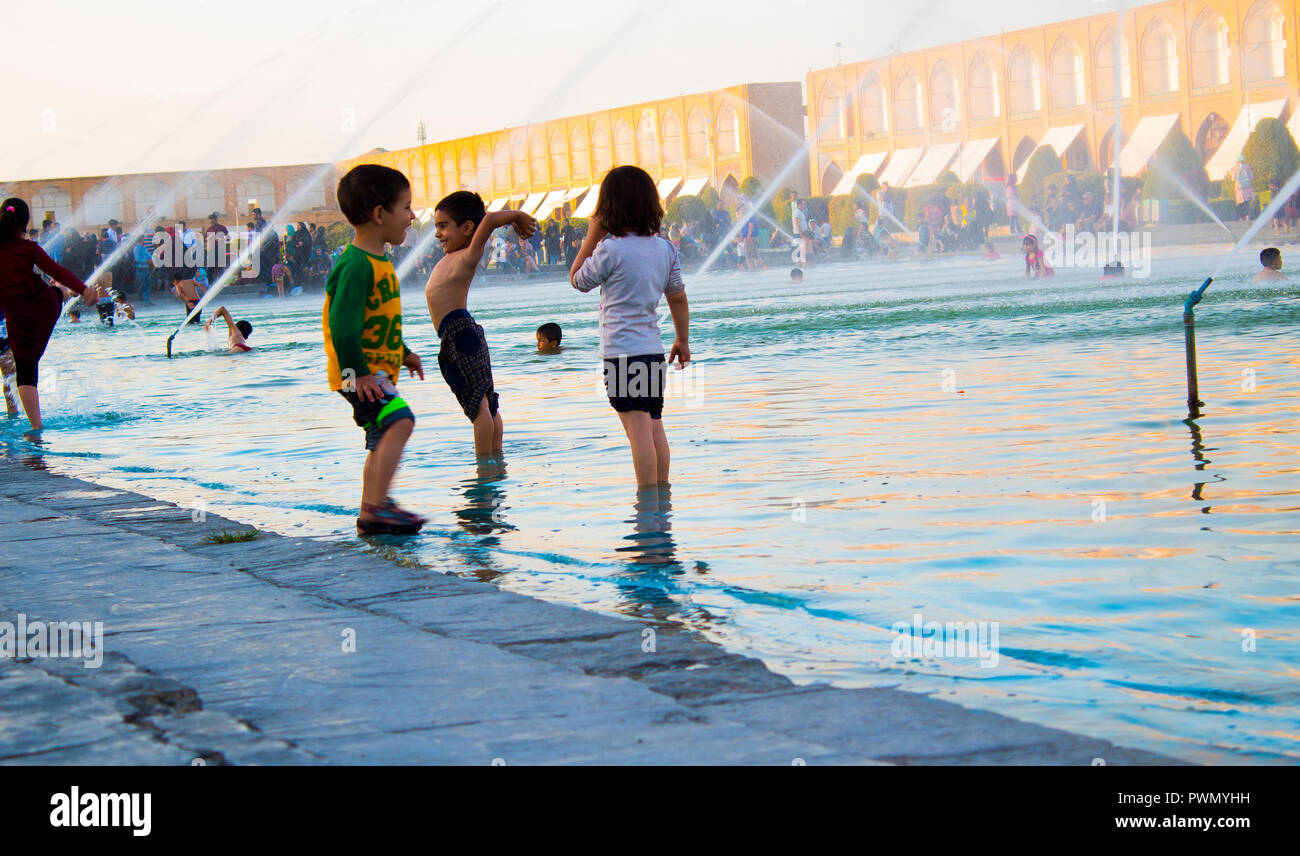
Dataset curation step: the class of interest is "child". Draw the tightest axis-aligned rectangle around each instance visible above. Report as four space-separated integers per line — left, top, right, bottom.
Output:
324 164 426 535
536 322 563 354
982 241 1001 261
570 165 690 487
0 198 99 430
171 272 206 324
204 306 255 352
1022 234 1055 278
790 267 804 283
271 258 292 298
424 191 536 458
1253 247 1286 282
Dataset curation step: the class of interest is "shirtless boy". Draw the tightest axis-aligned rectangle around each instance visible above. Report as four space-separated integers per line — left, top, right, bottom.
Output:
424 192 536 456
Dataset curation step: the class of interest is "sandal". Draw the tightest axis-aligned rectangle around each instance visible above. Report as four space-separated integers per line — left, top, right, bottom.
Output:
357 500 425 535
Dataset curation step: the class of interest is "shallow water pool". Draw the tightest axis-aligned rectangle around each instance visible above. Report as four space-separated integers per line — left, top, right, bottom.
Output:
6 245 1298 764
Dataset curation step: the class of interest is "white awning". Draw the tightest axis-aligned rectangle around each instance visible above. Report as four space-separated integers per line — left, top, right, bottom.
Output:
656 176 682 201
531 189 570 221
1016 124 1085 180
1205 99 1288 181
953 137 999 182
830 151 888 196
1118 114 1180 176
677 176 709 197
519 191 547 216
486 198 510 212
877 147 924 188
903 142 961 187
574 186 601 218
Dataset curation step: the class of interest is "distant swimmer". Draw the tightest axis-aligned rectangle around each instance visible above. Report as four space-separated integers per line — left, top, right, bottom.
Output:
1252 247 1287 283
203 306 254 352
171 272 206 324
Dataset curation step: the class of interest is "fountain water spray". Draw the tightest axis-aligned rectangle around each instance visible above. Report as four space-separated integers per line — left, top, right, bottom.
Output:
1148 160 1235 239
167 1 510 356
1104 0 1125 276
1210 165 1300 279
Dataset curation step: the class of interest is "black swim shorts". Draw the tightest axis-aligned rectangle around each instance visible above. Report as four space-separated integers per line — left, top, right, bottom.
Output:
339 379 415 451
437 308 499 422
603 353 666 419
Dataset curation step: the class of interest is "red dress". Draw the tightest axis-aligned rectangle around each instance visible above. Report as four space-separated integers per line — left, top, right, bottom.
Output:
0 238 89 369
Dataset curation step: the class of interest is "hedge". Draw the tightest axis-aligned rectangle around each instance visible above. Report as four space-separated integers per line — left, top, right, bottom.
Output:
1143 128 1209 201
665 195 709 227
1021 147 1065 206
1243 117 1300 192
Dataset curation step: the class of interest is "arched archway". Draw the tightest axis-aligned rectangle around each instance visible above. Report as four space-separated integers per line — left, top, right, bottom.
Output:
861 70 888 135
550 129 569 182
636 111 658 168
686 108 709 159
614 120 635 165
969 53 1000 120
133 181 175 221
236 175 274 214
1194 112 1231 161
1098 125 1128 170
1011 135 1037 173
475 145 491 194
1095 28 1132 102
820 160 844 196
929 61 959 130
716 103 740 155
1008 45 1042 115
493 141 510 190
894 69 922 132
571 127 590 181
31 186 73 224
529 134 547 184
458 148 474 191
1243 1 1287 82
83 182 124 226
661 111 683 166
185 178 224 219
592 122 612 175
818 81 846 139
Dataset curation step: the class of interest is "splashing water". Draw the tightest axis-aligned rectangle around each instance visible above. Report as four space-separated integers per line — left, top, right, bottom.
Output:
1149 160 1234 239
1211 165 1300 278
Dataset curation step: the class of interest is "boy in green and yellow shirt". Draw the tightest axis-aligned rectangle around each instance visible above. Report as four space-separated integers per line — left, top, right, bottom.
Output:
324 164 426 535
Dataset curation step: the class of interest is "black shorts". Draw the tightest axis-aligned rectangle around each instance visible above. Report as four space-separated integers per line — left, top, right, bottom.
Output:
603 353 666 419
339 384 415 451
185 301 202 325
437 308 499 422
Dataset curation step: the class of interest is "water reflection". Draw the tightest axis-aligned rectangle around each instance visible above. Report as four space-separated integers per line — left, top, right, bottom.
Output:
613 484 710 624
1184 417 1223 509
451 457 513 583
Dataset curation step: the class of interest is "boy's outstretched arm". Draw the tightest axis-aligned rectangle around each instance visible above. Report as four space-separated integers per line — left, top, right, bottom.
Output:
465 211 537 270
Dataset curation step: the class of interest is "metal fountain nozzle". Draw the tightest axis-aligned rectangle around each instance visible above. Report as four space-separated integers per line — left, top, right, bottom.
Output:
1184 277 1213 313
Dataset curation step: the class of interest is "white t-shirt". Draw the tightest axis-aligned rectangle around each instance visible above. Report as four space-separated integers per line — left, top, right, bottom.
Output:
572 234 685 358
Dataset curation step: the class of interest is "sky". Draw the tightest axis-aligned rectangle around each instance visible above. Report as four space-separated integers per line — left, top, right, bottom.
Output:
0 0 1134 182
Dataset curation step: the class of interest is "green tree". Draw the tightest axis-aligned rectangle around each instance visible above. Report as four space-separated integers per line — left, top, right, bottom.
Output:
1021 147 1065 206
665 195 708 228
1144 129 1209 201
1243 117 1300 193
698 185 720 211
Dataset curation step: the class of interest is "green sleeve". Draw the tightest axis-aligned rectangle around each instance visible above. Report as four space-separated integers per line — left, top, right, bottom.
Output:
326 253 372 379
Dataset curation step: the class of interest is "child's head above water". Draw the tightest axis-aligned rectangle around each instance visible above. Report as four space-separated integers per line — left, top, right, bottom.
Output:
593 165 663 237
790 267 803 282
1260 247 1282 270
336 164 413 245
1022 234 1039 252
236 320 253 339
433 190 486 254
536 322 562 353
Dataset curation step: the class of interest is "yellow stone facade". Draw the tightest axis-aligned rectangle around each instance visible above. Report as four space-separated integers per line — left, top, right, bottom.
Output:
335 82 807 215
806 0 1299 193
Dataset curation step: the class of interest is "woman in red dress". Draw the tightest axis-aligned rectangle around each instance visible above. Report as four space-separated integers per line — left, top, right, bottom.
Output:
0 198 99 430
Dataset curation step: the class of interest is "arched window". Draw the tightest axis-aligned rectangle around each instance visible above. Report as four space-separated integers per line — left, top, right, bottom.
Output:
661 111 683 166
185 178 223 220
894 69 922 131
510 133 527 187
818 82 846 139
929 62 959 129
686 108 709 159
409 159 427 206
861 71 888 134
1095 28 1132 102
592 122 612 175
442 151 456 196
133 181 175 221
614 120 635 164
1141 17 1179 96
458 148 474 190
286 175 326 212
969 53 1000 120
1190 11 1230 89
428 155 442 199
475 145 491 192
636 111 658 168
31 186 73 224
1244 1 1287 82
716 102 740 155
571 127 590 180
1050 36 1086 109
550 129 569 181
1008 45 1042 115
529 135 547 184
236 175 275 214
493 141 510 189
83 182 123 225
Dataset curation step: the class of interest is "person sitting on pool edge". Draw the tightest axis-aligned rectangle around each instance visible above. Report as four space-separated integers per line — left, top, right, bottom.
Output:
536 322 562 354
203 305 254 352
1252 247 1287 283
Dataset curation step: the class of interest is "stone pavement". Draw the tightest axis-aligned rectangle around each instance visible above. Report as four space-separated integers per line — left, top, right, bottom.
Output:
0 458 1179 765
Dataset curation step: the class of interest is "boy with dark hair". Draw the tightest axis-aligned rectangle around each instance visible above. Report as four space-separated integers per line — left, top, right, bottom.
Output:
536 322 562 353
325 164 426 535
424 190 536 457
1253 247 1285 282
171 271 206 324
204 306 254 352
